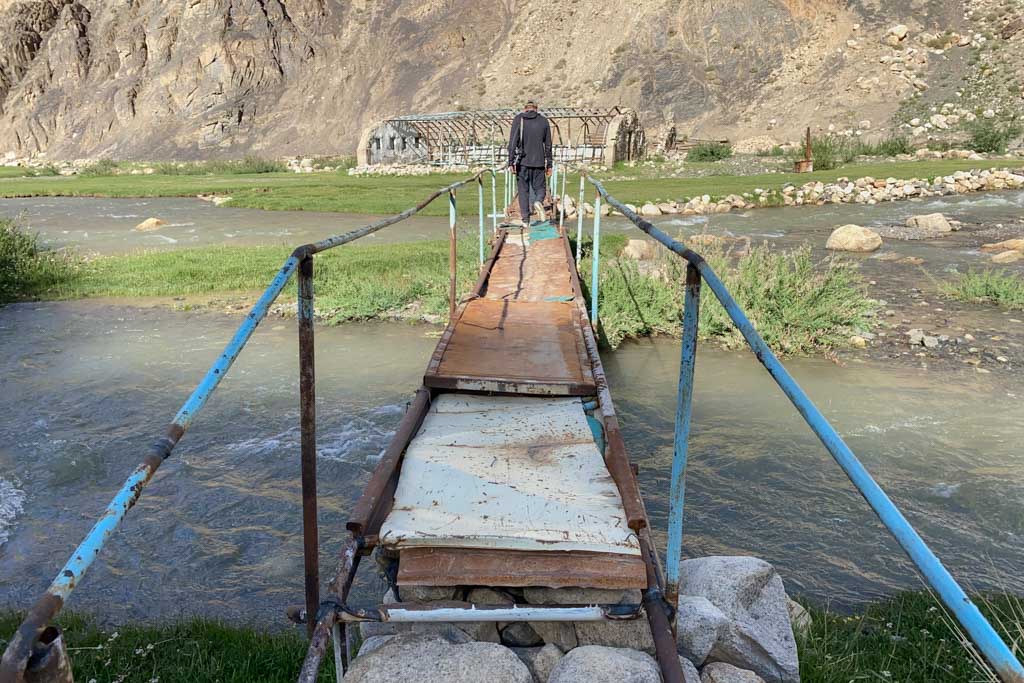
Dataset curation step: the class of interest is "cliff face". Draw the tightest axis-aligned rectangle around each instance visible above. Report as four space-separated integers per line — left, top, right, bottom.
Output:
0 0 981 159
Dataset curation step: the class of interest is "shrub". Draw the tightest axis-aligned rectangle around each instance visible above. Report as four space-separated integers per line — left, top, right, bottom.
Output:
0 219 76 303
857 135 914 157
687 141 733 162
941 269 1024 309
967 120 1023 154
791 135 857 171
78 158 121 176
153 156 287 175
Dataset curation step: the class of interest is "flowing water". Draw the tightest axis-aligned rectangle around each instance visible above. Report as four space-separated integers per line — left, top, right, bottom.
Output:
1 191 1022 627
1 303 1021 627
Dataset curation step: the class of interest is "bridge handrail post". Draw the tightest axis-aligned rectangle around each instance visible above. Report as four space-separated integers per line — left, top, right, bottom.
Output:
665 262 701 620
491 171 498 236
579 171 1024 683
297 255 320 640
576 174 584 263
477 177 485 265
559 168 567 228
590 194 601 327
449 189 457 320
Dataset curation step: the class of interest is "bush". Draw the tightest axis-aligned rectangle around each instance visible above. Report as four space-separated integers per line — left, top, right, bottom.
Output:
857 135 913 157
791 135 857 171
941 269 1024 309
589 242 876 352
153 156 287 175
0 219 76 303
78 158 121 177
687 141 733 162
967 120 1023 154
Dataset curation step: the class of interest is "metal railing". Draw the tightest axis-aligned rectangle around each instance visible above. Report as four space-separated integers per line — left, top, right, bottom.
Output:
578 171 1024 683
0 167 505 683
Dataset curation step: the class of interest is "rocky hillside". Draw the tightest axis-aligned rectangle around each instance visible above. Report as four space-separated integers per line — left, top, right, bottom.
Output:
0 0 1020 160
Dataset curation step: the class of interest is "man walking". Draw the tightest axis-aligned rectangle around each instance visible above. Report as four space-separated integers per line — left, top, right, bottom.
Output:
508 100 552 226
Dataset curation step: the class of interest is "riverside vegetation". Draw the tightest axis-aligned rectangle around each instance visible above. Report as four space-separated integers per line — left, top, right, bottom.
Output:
3 590 1021 682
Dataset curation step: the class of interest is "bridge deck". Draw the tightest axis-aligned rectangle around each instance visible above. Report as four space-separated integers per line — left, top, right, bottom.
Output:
424 225 596 396
367 222 646 590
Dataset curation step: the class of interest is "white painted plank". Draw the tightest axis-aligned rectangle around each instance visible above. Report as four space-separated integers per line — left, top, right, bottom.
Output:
380 394 640 555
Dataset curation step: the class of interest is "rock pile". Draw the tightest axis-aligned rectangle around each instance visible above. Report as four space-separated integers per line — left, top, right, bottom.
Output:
346 555 801 683
982 238 1024 264
596 168 1024 219
348 163 473 176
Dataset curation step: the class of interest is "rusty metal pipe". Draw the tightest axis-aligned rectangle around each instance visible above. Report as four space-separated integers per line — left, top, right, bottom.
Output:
298 256 319 639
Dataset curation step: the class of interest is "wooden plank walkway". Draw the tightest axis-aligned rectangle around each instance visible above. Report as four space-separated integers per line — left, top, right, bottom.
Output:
371 222 647 590
424 225 595 396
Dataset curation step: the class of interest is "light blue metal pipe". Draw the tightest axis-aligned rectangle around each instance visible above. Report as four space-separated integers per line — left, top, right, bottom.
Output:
48 464 152 600
559 169 567 228
585 175 1024 683
576 175 584 263
590 195 601 326
491 171 497 234
478 177 485 264
173 256 299 429
665 264 701 609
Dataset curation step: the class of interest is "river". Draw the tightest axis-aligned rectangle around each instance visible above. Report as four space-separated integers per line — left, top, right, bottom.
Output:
1 193 1022 628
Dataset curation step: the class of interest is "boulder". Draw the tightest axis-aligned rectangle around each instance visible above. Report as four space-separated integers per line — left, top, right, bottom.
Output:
512 643 564 682
548 646 660 683
134 217 166 232
524 587 653 655
622 239 659 261
786 599 812 637
992 250 1023 264
403 585 458 602
677 596 729 666
346 635 532 682
981 239 1024 253
357 635 395 657
701 662 767 683
905 213 953 234
502 622 543 648
825 225 882 252
679 556 799 683
640 203 662 216
680 656 701 683
889 24 909 40
658 202 679 214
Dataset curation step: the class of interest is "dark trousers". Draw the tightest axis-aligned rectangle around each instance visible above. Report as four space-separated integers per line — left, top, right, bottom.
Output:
516 166 547 222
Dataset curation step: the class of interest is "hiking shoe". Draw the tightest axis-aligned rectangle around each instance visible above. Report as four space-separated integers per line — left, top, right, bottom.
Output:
533 201 547 222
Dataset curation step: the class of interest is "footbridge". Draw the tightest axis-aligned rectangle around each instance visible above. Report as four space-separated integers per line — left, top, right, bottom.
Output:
2 167 1022 683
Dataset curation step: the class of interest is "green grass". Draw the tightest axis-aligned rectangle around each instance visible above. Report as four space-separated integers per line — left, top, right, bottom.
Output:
27 239 482 323
799 591 1024 683
589 243 876 351
3 590 1019 681
941 269 1024 309
0 159 1013 217
0 611 334 682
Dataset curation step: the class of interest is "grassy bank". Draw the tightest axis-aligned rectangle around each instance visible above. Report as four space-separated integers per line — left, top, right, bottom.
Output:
3 590 1020 681
0 158 1014 217
4 216 875 354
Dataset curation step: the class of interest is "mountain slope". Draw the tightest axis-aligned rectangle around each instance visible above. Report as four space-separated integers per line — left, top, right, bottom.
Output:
0 0 1015 160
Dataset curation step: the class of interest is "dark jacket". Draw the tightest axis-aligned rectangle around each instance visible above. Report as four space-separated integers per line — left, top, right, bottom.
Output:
508 110 552 169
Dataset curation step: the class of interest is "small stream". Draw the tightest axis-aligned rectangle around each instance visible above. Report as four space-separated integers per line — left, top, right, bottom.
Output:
1 303 1021 626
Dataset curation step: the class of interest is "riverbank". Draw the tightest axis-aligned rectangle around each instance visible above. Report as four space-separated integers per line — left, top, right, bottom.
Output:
0 159 1017 217
2 590 1018 682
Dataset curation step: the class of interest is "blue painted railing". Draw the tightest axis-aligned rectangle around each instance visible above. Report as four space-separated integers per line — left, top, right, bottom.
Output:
580 172 1024 683
0 167 504 682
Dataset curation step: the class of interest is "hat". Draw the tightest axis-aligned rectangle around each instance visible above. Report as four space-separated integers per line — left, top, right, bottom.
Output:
525 99 538 108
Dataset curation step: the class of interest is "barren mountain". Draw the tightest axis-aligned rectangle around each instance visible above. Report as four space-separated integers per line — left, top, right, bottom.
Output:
0 0 1019 160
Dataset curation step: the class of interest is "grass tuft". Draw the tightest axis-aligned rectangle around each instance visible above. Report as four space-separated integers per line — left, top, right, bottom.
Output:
0 610 334 682
153 156 288 175
687 142 733 162
589 241 876 352
0 218 79 304
941 269 1024 309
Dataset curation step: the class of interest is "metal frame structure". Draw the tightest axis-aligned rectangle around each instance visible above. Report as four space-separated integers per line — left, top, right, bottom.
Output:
366 107 633 166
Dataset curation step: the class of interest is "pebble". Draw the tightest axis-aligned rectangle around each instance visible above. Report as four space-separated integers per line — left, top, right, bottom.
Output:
997 356 1009 363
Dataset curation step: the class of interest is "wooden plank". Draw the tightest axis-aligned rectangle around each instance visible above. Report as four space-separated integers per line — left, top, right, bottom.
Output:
398 547 648 589
425 299 595 395
379 394 640 555
485 237 574 302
